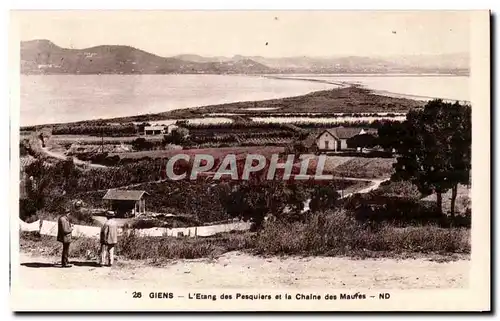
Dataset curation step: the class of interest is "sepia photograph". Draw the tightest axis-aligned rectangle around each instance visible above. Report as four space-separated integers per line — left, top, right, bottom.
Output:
10 10 490 311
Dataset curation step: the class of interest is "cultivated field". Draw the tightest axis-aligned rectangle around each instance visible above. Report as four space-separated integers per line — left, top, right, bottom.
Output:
250 115 406 124
50 135 164 144
109 146 285 160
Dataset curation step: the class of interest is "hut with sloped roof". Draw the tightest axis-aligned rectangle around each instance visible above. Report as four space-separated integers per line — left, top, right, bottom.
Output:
102 189 149 217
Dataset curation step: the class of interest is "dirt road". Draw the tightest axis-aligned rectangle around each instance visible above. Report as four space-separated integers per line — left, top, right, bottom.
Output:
340 178 390 199
18 251 469 290
41 147 107 169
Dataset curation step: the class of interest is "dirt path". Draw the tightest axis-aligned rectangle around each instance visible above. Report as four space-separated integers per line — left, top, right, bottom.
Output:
41 147 108 169
340 178 390 199
18 251 469 290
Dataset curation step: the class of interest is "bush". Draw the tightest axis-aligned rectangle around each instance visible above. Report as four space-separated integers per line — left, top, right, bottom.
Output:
376 180 421 199
129 219 170 229
343 194 471 228
117 230 254 260
131 138 154 151
19 199 38 221
70 209 95 226
20 231 100 259
255 210 470 256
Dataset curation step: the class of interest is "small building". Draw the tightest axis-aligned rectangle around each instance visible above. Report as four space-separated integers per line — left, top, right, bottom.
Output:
144 126 165 135
102 189 149 217
316 127 377 152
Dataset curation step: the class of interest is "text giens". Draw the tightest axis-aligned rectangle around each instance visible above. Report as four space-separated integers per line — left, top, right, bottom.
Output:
149 292 174 299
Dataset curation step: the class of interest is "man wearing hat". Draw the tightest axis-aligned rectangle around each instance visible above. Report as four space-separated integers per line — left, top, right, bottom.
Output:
100 211 118 267
57 204 76 268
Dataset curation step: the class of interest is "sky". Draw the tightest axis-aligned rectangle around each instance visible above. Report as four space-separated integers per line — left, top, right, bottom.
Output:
13 10 471 58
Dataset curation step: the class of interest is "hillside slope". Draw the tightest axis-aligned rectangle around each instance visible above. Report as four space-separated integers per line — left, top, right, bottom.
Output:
20 39 469 75
20 40 272 75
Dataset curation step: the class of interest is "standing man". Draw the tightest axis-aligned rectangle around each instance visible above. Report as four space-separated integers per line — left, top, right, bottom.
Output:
57 206 74 268
100 211 118 267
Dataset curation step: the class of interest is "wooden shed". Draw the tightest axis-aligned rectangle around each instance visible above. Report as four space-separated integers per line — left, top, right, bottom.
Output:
102 190 149 218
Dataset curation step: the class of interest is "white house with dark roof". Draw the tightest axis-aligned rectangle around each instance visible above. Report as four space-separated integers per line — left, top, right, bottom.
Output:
102 189 149 217
315 127 377 152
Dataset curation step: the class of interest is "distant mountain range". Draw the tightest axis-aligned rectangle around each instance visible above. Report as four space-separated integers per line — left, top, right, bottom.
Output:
20 39 469 75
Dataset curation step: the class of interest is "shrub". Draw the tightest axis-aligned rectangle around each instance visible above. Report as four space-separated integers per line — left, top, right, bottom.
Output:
117 230 253 260
255 210 470 256
19 199 38 221
131 138 154 151
376 180 421 199
343 194 471 228
70 209 96 226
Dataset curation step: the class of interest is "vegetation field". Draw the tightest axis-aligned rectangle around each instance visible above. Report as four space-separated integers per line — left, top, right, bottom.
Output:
109 146 285 160
21 209 470 262
299 156 395 179
331 157 396 178
169 87 423 118
50 135 165 144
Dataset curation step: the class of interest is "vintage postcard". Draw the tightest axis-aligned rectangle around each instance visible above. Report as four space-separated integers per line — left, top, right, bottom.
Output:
10 10 490 311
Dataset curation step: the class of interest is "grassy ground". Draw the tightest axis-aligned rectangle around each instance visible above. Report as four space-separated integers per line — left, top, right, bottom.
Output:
297 156 395 179
374 180 422 199
35 87 421 127
422 184 471 214
296 155 354 174
331 157 396 178
21 210 470 264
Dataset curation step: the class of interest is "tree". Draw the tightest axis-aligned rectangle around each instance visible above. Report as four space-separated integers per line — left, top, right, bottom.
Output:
132 138 153 151
218 179 308 230
137 122 151 134
446 101 471 216
391 100 471 216
347 134 377 149
163 128 189 146
377 121 407 152
285 141 308 157
24 159 69 214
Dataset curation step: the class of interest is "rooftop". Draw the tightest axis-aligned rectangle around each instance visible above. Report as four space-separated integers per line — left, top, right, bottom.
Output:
320 127 378 140
103 189 148 201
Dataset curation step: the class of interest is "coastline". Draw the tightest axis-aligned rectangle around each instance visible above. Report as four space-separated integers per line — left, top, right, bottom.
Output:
263 74 470 104
20 73 468 128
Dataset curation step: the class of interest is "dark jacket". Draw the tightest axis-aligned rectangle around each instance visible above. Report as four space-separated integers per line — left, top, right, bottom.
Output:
57 215 73 243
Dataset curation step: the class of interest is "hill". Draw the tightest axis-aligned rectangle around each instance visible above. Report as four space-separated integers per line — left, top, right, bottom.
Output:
20 39 469 75
20 40 272 75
